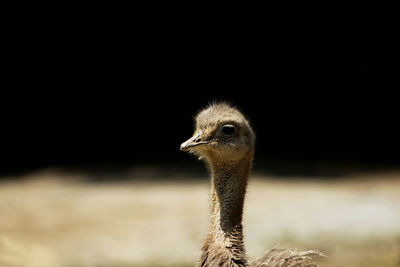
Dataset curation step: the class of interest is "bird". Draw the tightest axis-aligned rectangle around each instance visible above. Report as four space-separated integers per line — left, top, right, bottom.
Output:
180 102 323 267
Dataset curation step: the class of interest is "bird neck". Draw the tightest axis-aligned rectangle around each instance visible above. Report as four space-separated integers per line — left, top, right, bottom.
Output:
210 158 250 231
199 153 253 267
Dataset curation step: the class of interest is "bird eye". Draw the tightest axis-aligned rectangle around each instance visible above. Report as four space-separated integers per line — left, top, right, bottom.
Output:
221 124 236 136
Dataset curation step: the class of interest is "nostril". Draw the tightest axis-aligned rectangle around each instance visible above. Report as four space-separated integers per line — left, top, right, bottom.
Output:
195 137 202 143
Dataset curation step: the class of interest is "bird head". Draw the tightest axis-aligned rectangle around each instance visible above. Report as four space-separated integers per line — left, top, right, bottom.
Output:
180 103 255 163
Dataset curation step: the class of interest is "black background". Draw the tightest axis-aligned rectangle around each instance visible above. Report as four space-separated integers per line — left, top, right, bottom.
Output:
1 14 399 176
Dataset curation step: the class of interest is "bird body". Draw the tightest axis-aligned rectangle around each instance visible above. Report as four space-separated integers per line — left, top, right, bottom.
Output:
181 102 323 267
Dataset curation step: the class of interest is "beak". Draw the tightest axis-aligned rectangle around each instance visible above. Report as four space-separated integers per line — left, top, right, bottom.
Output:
180 131 209 151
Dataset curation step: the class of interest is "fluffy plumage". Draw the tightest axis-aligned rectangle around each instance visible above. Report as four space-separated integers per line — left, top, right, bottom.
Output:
181 102 323 267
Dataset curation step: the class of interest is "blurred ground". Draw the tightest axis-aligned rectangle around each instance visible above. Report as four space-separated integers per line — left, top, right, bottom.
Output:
0 168 400 267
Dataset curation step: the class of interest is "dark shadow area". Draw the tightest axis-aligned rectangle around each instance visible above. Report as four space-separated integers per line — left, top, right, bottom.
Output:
254 156 400 178
1 24 399 179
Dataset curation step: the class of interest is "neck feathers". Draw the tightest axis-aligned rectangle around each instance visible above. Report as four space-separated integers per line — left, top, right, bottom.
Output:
198 153 253 267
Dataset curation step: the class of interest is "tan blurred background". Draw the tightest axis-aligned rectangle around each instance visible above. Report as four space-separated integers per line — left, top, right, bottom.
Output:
1 167 399 267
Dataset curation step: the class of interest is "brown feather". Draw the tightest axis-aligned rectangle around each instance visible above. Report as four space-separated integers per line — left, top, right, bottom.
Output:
251 248 325 267
181 103 324 267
